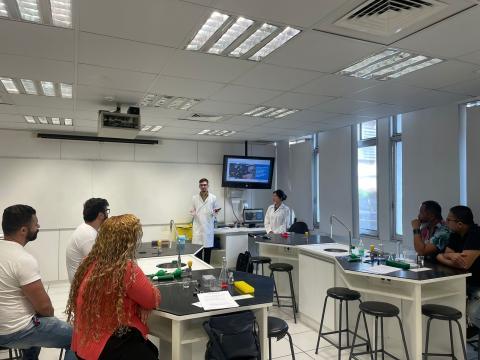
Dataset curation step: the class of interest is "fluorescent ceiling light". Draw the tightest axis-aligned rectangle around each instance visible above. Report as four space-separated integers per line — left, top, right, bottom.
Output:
198 129 236 136
24 115 36 124
64 118 73 126
243 106 299 118
179 99 200 111
276 109 298 118
243 106 266 116
154 96 173 107
141 125 152 131
186 11 229 51
224 131 236 136
40 81 56 96
51 117 60 125
198 129 210 135
20 79 38 95
266 108 289 117
337 48 443 80
60 83 72 98
208 17 254 55
249 26 300 61
252 107 277 117
16 0 41 22
50 0 72 28
151 125 163 132
0 0 8 17
466 101 480 108
230 23 277 58
37 116 48 124
0 77 19 94
168 97 187 109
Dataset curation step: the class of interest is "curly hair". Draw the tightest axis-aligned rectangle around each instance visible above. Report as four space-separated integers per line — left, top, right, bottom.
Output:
66 214 143 343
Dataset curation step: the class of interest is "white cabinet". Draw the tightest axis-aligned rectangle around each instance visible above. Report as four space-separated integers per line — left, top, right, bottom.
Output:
299 253 335 330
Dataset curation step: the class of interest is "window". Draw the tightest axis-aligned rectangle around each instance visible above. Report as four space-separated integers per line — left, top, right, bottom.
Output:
391 115 403 239
357 120 378 236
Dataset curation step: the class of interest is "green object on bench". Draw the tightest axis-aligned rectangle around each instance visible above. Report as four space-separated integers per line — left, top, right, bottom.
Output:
154 274 175 281
385 259 410 270
347 254 361 262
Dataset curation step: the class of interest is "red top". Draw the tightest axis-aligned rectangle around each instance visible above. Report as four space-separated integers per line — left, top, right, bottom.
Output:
72 261 160 360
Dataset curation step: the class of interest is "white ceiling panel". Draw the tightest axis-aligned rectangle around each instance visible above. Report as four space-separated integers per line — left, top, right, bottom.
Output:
459 50 480 66
283 110 340 123
222 115 273 128
0 54 74 83
393 6 480 59
0 122 31 130
296 74 379 97
209 85 281 104
264 92 334 110
441 79 480 97
232 63 323 91
77 64 157 93
78 32 175 74
0 104 19 115
161 50 255 83
322 114 376 126
0 20 74 61
150 76 225 99
14 107 75 119
11 95 74 111
75 85 146 109
211 0 344 28
0 113 24 123
263 118 317 130
79 0 208 48
354 103 417 118
265 30 384 73
191 100 253 115
311 98 379 114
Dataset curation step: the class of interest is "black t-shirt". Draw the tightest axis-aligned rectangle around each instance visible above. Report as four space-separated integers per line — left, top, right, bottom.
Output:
446 224 480 285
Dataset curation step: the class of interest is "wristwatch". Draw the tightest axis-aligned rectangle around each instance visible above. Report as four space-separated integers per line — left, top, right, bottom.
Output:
413 228 421 235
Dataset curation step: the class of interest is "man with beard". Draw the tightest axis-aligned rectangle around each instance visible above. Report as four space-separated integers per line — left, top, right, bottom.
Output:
0 205 76 359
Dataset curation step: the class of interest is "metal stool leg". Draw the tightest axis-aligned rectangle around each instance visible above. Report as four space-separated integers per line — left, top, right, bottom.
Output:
315 295 329 354
380 317 385 360
338 300 343 360
346 300 350 347
270 271 280 307
396 315 410 360
286 332 296 360
424 317 432 360
287 270 297 323
374 316 378 360
449 320 455 358
348 311 362 360
454 320 467 360
362 312 375 360
261 263 265 276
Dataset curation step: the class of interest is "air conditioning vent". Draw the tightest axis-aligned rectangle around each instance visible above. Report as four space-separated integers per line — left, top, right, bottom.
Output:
180 113 223 122
335 0 447 36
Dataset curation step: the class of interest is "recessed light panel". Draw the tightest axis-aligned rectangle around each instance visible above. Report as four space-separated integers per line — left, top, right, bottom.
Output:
208 17 254 55
0 0 8 17
50 0 72 28
2 77 72 98
249 27 300 61
197 129 236 137
0 77 19 94
64 118 73 126
140 94 201 110
24 116 73 125
186 11 229 51
40 81 56 97
338 48 443 80
230 23 277 58
60 83 72 98
24 115 36 124
37 116 48 124
141 125 163 133
51 117 61 125
243 106 299 119
0 0 72 27
20 79 38 95
16 0 41 23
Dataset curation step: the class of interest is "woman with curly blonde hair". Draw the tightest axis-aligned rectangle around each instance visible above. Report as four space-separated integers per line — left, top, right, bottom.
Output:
66 214 161 360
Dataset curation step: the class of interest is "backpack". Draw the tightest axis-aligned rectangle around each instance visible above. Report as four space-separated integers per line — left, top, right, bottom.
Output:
203 310 261 360
235 251 254 273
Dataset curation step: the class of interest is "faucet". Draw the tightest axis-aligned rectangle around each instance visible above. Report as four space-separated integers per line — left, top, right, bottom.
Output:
330 215 353 255
170 220 182 269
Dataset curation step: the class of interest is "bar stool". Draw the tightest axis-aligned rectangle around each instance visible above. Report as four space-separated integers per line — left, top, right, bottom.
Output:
422 304 467 360
315 287 370 360
0 347 22 360
250 256 271 275
268 316 295 360
349 301 410 360
269 263 298 323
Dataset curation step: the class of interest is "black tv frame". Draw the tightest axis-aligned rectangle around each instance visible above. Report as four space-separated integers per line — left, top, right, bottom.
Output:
222 155 275 189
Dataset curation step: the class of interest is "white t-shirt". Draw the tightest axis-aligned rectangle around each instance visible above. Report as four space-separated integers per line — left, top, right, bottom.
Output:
66 223 97 283
0 240 41 335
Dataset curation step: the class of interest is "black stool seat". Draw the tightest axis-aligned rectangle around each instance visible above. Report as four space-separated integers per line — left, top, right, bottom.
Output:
269 263 293 272
422 304 462 321
327 287 361 301
359 301 399 317
268 316 289 338
250 256 271 264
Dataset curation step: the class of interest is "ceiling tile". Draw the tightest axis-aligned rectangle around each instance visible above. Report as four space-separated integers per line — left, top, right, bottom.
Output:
11 95 73 111
441 79 480 97
77 64 157 93
0 104 19 115
232 63 323 91
354 103 416 118
322 114 376 126
161 50 255 83
191 100 253 115
209 85 281 104
458 50 480 66
0 113 23 123
0 55 74 83
75 85 146 110
296 74 379 97
283 110 340 123
265 30 384 73
79 0 208 48
78 32 175 74
150 76 225 99
310 98 379 114
264 92 334 109
222 115 273 128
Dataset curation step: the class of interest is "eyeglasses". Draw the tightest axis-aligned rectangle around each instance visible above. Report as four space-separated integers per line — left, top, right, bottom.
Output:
104 208 110 214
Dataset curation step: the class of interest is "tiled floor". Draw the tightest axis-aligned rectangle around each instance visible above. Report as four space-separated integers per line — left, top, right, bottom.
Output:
1 280 479 359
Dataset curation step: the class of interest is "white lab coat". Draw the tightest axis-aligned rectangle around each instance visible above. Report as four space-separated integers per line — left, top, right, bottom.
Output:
264 203 292 234
191 193 218 248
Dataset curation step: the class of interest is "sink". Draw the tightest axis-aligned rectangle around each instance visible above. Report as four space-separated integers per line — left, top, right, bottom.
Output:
323 248 348 253
156 261 186 269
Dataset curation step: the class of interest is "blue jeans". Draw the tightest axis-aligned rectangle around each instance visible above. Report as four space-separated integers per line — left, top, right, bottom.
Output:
0 316 77 360
468 285 480 328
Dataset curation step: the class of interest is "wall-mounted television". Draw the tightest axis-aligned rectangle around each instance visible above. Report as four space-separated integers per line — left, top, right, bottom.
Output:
222 155 275 189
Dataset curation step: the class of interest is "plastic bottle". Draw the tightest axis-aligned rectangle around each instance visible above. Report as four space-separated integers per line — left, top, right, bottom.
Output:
219 257 228 289
358 239 365 257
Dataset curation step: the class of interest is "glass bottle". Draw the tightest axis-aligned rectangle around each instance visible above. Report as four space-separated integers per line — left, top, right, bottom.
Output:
219 257 228 290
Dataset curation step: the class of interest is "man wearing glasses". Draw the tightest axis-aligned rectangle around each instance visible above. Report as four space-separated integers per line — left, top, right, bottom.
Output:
437 205 480 337
66 198 109 283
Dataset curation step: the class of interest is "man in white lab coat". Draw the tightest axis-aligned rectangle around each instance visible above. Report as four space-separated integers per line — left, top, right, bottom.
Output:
191 178 220 263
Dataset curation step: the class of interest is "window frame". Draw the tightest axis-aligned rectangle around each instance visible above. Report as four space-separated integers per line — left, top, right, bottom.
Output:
390 115 403 241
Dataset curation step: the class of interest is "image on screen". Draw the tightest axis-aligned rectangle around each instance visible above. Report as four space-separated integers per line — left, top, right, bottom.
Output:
225 158 271 183
244 209 264 224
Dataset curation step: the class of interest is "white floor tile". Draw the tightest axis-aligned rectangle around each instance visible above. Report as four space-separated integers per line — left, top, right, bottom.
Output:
291 330 327 353
270 337 303 358
305 346 351 359
286 318 314 335
275 351 314 359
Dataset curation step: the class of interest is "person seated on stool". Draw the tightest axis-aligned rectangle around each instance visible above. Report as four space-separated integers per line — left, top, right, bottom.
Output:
412 200 450 259
264 190 292 234
0 205 77 359
67 214 161 360
437 206 480 338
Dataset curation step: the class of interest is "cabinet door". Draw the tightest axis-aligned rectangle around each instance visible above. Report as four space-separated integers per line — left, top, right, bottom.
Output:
299 254 335 330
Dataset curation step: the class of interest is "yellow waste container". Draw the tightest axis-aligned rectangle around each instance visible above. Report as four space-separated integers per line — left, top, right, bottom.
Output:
177 224 193 242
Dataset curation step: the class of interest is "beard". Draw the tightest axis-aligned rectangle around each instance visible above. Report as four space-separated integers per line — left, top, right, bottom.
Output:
27 229 39 242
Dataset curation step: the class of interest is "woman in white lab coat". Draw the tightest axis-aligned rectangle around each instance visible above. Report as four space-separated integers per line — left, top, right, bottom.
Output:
191 178 219 263
264 189 292 234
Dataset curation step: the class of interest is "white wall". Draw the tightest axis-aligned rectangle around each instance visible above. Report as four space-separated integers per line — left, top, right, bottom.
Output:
0 130 274 280
467 106 480 219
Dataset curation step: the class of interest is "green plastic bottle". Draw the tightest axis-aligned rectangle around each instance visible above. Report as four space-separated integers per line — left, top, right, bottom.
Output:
358 239 365 257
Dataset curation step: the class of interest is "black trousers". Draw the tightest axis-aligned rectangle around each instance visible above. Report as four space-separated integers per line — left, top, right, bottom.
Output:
97 327 158 360
196 247 212 264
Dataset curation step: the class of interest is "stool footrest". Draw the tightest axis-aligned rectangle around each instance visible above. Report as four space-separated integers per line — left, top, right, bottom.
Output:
319 329 369 351
423 352 461 358
351 349 402 360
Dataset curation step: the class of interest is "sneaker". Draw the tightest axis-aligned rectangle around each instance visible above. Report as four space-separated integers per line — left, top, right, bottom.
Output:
467 325 479 340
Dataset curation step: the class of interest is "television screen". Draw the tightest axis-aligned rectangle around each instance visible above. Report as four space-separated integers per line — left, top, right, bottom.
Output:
243 209 265 224
222 155 275 189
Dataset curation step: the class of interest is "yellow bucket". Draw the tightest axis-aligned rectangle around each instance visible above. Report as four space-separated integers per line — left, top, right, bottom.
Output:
177 224 193 242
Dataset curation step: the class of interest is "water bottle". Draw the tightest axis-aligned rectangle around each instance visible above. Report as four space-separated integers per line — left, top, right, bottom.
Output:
219 257 228 290
358 239 365 257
